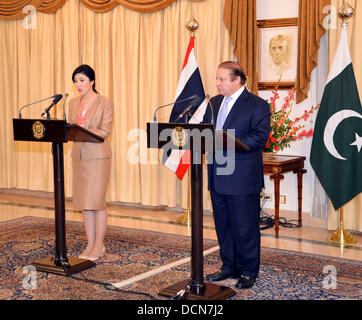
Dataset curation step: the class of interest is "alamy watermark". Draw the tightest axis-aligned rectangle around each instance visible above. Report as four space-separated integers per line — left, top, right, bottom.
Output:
322 265 337 290
22 5 37 30
22 265 37 290
129 125 237 176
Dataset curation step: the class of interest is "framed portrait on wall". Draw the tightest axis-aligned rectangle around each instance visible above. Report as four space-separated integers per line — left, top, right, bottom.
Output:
257 18 298 90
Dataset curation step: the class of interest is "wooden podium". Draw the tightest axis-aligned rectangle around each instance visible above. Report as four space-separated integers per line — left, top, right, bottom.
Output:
147 122 249 300
13 119 104 275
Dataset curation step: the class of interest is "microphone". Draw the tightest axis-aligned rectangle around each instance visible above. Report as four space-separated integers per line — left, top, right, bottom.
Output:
62 93 69 121
153 94 198 122
41 94 63 119
205 94 215 125
18 94 59 119
175 95 202 122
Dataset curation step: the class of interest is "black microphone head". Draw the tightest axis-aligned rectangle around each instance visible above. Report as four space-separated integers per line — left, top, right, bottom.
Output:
52 94 63 104
190 95 202 107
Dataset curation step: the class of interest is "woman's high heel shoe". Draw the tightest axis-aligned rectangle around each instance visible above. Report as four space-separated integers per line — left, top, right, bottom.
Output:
79 248 92 260
78 253 88 259
87 246 105 262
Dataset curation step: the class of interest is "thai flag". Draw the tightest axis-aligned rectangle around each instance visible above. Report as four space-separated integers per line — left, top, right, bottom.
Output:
163 36 208 180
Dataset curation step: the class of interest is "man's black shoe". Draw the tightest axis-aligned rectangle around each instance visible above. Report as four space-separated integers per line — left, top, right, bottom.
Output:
206 271 240 282
235 275 256 289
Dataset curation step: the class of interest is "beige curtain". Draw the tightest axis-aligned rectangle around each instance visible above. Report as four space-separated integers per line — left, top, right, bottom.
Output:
0 0 204 19
327 0 362 232
223 0 257 94
0 0 234 211
296 0 330 104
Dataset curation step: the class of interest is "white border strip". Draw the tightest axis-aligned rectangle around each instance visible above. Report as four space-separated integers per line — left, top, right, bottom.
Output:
326 24 352 85
111 245 219 289
174 48 198 100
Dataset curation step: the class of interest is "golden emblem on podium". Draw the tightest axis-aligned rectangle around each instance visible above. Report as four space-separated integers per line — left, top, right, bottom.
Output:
171 126 188 148
32 121 45 139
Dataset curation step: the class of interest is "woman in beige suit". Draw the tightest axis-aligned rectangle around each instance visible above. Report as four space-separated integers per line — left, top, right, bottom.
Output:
69 65 113 261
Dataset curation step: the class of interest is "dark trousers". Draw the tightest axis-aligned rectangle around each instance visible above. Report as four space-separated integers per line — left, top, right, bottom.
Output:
210 188 261 278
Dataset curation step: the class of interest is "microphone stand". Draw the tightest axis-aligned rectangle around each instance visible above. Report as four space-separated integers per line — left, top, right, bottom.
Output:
206 95 215 126
18 95 57 119
62 93 69 121
153 95 198 122
46 107 52 120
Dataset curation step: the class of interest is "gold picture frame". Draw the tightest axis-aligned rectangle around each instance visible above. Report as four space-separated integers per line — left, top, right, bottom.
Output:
257 18 298 90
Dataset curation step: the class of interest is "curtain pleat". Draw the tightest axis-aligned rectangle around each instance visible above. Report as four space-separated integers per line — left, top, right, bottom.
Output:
296 0 330 103
80 0 118 13
223 0 257 94
38 0 67 13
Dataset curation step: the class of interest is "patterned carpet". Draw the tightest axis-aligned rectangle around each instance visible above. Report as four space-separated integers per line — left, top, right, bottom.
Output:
0 216 361 300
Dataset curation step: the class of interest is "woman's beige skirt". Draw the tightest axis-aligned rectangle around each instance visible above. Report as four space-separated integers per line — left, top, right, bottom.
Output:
72 158 111 210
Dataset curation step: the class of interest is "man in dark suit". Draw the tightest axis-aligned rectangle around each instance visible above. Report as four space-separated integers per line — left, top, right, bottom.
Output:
204 61 271 289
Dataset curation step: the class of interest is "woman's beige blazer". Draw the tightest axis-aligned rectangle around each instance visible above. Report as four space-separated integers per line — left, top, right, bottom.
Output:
68 95 114 210
68 95 114 159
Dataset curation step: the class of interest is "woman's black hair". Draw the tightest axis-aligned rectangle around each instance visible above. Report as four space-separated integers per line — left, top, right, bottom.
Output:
72 64 98 93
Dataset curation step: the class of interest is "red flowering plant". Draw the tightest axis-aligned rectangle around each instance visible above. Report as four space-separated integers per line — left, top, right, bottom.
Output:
263 87 319 152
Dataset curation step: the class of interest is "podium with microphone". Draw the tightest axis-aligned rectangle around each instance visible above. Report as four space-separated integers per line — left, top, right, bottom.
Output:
147 97 248 300
13 94 101 275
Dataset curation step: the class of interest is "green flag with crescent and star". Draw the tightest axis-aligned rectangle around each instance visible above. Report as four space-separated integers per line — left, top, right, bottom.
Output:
310 24 362 210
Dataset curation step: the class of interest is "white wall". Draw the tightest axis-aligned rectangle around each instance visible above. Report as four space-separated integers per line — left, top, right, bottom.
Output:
257 0 327 215
257 0 299 19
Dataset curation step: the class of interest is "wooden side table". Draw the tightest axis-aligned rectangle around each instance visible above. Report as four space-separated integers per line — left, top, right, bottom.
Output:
262 154 307 237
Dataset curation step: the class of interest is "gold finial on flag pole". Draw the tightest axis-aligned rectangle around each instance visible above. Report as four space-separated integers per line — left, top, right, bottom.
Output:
186 18 199 36
328 2 357 246
338 1 354 24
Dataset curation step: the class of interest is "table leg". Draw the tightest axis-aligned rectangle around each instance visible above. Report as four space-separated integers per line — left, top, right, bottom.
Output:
270 172 284 237
294 168 307 228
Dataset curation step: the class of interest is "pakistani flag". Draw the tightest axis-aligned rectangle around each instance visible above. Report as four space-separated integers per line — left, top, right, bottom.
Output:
310 24 362 210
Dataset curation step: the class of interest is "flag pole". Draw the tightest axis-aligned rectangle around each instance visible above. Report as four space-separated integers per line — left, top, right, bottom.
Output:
328 2 357 246
329 206 357 245
177 17 200 230
177 169 192 232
